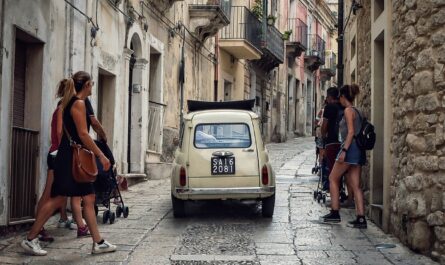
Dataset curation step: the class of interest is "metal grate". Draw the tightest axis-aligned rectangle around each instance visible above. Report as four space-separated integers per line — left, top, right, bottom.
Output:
9 127 39 224
147 102 164 153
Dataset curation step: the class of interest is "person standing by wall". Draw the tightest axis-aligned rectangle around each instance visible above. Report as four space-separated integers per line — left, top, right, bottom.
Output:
320 84 367 229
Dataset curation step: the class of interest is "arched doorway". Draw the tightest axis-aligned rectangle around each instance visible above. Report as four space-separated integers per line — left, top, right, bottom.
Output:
126 33 146 173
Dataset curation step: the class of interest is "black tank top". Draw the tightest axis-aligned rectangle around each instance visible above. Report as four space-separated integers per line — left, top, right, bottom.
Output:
63 97 91 145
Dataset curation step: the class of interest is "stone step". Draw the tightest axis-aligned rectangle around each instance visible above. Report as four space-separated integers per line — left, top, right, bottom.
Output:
146 162 173 180
119 173 148 188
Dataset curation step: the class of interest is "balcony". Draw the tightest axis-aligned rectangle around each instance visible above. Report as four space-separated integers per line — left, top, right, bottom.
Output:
286 18 308 57
189 0 232 41
219 6 262 59
304 34 325 71
320 51 337 81
254 25 285 71
142 0 184 10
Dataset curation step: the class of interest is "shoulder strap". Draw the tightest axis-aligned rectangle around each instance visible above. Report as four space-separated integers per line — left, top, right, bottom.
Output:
63 125 74 145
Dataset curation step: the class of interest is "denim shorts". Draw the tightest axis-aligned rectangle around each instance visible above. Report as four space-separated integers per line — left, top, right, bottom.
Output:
336 140 366 165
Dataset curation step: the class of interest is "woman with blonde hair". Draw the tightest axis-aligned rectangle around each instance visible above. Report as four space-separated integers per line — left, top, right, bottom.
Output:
21 71 116 255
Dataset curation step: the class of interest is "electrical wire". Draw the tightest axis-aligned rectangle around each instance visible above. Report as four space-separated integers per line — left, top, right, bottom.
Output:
64 0 98 28
140 1 217 64
106 0 133 20
342 1 355 33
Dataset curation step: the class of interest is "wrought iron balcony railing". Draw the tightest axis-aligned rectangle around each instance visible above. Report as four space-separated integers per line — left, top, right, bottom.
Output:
287 18 308 49
189 0 232 22
220 6 262 51
325 51 337 71
263 24 285 64
306 34 325 62
321 51 337 79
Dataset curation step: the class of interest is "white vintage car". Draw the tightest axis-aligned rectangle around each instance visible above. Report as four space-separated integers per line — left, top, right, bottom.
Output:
170 100 276 217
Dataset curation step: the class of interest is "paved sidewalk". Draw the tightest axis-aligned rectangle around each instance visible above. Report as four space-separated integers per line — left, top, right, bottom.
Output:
0 137 438 265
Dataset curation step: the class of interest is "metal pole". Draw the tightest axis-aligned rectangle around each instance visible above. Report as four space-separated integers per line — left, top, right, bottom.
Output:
337 0 344 87
179 25 185 136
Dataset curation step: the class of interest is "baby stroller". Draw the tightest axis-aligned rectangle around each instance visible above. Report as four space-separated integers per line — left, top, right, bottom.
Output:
94 140 129 224
312 139 348 204
312 137 329 203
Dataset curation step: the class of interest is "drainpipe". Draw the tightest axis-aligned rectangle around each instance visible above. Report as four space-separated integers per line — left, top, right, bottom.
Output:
337 0 344 87
214 34 219 101
179 25 185 136
0 0 4 74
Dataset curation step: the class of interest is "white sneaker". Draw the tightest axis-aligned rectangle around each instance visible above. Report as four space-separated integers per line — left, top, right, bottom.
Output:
21 238 48 256
91 240 117 254
67 219 77 230
57 218 68 228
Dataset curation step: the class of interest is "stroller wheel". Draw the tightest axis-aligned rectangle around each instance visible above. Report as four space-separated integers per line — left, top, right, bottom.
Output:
116 205 123 218
109 212 116 224
312 167 316 174
94 205 99 217
102 210 110 224
317 193 322 203
313 191 317 199
340 191 348 203
322 194 326 204
123 206 129 218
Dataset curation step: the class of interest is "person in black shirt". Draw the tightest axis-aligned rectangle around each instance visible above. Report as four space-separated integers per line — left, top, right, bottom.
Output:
321 87 343 171
85 98 107 142
321 87 353 208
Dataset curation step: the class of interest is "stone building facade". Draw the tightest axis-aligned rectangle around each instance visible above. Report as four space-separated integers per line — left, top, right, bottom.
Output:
283 0 337 138
343 0 445 261
0 0 219 227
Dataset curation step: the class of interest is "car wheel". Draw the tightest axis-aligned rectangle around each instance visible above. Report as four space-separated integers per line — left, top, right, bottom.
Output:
171 194 186 218
261 194 275 218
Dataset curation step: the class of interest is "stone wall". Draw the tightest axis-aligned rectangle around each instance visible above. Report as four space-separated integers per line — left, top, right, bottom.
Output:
354 0 372 203
390 0 445 261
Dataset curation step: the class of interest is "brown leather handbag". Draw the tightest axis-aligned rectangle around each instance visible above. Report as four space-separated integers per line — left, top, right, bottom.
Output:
64 126 98 183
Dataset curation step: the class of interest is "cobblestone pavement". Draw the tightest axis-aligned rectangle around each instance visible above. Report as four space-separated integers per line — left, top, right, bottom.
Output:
0 137 438 265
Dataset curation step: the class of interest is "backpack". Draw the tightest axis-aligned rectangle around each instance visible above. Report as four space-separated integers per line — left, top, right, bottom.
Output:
353 108 376 150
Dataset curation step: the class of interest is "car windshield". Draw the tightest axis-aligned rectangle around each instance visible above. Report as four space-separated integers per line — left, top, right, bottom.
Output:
194 123 252 149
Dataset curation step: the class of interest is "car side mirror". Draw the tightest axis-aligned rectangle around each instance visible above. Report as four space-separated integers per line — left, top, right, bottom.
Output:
173 137 180 147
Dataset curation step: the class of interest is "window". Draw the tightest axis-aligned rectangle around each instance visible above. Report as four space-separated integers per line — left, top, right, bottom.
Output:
351 35 356 58
374 0 384 21
194 123 252 149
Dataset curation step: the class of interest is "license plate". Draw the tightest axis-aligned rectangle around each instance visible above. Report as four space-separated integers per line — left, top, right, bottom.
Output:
211 157 235 175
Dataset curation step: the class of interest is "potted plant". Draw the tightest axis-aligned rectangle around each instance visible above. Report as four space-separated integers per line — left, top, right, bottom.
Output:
282 29 292 40
252 0 263 19
267 15 276 26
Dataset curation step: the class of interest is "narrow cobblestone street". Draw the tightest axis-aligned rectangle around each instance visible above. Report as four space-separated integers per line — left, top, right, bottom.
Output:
0 138 437 265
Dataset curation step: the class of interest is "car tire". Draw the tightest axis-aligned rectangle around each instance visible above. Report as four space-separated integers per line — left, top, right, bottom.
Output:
171 194 186 218
261 194 275 218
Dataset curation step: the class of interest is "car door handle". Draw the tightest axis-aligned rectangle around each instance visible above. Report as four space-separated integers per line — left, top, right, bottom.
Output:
242 148 254 152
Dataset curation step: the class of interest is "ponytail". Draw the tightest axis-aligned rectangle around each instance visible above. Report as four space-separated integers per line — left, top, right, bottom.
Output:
60 78 76 113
